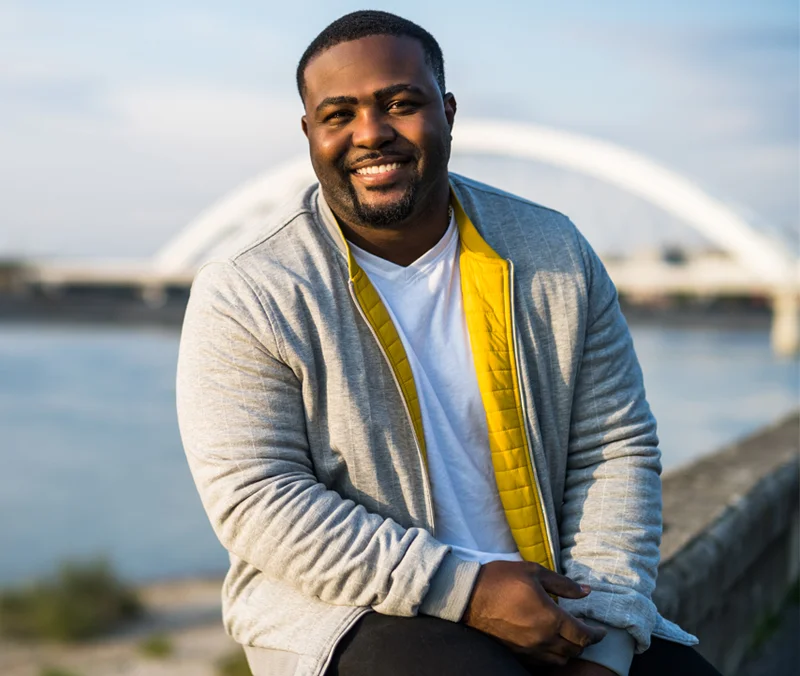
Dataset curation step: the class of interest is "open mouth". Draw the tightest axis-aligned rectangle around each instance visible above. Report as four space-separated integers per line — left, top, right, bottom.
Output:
349 160 412 189
353 162 405 176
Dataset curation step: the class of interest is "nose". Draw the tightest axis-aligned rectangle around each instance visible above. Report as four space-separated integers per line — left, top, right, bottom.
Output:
351 108 395 149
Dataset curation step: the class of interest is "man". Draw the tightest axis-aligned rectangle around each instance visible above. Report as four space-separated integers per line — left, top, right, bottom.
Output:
177 10 722 676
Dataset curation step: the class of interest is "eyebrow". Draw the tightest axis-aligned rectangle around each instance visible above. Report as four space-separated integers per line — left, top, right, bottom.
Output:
314 84 425 114
373 83 425 99
315 95 358 114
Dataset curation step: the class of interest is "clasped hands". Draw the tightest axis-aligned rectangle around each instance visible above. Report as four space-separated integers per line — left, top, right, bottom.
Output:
462 560 616 675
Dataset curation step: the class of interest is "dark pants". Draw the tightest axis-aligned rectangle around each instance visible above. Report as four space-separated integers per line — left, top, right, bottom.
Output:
327 614 723 676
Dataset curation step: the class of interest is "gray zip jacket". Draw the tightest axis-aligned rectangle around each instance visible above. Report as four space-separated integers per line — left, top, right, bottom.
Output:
176 174 697 676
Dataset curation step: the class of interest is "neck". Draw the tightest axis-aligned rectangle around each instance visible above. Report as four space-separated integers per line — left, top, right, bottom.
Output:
333 183 451 267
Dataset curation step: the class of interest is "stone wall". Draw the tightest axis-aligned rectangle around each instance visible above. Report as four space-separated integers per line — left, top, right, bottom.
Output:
654 412 799 675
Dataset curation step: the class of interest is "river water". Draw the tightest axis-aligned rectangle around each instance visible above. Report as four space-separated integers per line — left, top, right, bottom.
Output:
0 322 796 587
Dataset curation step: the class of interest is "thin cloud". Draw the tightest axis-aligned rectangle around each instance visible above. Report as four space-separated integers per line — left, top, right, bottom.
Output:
559 22 799 240
1 2 796 257
109 84 301 151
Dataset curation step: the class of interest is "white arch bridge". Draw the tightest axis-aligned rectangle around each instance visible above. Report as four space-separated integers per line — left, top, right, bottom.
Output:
31 119 800 354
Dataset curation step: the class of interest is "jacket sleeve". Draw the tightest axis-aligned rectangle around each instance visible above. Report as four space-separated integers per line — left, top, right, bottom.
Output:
176 261 480 621
557 231 663 672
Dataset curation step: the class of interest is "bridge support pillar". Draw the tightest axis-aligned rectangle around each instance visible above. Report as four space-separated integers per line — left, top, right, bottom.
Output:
771 291 800 356
140 285 168 308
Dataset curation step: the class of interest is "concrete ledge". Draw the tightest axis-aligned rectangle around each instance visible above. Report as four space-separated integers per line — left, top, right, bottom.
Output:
655 412 799 674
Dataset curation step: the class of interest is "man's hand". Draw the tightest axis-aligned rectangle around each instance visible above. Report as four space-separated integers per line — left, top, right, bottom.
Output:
462 561 606 666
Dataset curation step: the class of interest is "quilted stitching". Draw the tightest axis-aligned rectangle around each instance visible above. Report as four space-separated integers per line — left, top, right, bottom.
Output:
350 267 427 463
457 202 555 572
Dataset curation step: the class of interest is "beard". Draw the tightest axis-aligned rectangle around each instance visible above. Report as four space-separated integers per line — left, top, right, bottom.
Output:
346 176 419 229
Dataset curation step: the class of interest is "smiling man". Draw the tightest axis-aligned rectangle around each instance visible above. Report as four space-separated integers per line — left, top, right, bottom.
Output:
177 10 722 676
302 37 453 265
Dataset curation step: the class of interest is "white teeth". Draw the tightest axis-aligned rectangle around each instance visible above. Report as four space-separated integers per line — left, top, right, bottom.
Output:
355 162 402 175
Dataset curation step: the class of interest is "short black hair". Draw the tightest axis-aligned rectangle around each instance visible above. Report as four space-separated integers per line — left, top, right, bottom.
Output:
296 10 446 100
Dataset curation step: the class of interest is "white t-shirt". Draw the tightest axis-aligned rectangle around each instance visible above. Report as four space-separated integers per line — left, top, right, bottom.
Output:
350 216 523 564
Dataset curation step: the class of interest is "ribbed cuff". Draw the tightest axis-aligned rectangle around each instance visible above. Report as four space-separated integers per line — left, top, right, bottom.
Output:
419 553 481 622
578 622 635 676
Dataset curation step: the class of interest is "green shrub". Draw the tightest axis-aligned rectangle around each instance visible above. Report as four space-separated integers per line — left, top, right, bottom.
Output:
39 668 82 676
216 648 252 676
138 632 173 658
0 559 141 642
747 577 800 656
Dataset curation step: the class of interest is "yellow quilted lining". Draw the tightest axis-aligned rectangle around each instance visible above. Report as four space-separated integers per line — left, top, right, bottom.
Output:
453 195 555 570
344 248 427 463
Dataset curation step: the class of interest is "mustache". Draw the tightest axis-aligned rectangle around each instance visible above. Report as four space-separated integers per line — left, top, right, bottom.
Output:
339 147 420 173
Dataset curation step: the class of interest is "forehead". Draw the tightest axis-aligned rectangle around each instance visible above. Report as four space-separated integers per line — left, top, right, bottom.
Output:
303 35 435 105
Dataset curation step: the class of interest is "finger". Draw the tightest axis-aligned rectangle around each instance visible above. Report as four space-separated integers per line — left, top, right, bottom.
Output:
503 632 583 661
546 634 588 659
536 568 591 600
527 578 599 650
558 613 607 647
526 586 604 653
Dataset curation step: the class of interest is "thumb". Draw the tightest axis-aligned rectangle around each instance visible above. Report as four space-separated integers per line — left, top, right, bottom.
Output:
536 568 591 599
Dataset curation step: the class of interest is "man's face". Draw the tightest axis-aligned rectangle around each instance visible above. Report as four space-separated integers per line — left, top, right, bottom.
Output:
301 35 456 229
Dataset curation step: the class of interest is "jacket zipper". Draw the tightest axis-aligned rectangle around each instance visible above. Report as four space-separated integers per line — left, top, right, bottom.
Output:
347 280 436 535
508 261 558 572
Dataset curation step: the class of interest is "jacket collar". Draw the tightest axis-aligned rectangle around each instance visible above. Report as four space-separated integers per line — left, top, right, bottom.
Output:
315 187 349 259
314 179 503 268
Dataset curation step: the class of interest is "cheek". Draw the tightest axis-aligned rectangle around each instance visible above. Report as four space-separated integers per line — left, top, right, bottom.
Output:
395 118 429 146
310 132 347 166
400 117 448 157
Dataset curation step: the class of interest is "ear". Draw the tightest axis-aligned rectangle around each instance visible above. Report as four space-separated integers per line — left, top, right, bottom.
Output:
301 115 309 139
443 93 457 131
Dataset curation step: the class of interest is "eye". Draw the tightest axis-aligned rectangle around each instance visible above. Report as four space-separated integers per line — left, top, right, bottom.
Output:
387 100 417 113
324 110 353 124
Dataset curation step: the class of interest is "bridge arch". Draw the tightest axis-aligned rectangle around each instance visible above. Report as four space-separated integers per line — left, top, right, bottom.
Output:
154 119 796 284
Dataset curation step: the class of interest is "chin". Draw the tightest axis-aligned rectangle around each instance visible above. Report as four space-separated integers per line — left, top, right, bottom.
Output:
354 199 415 228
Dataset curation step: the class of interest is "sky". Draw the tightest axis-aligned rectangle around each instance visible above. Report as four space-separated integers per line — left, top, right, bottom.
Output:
0 0 797 259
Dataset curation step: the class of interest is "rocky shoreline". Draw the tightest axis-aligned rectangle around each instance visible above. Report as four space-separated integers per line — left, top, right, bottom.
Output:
0 578 238 676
